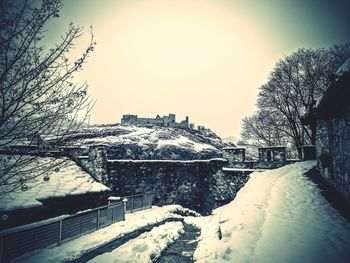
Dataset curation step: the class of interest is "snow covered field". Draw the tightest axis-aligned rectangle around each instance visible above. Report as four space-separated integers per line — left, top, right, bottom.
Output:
9 161 350 263
187 161 350 263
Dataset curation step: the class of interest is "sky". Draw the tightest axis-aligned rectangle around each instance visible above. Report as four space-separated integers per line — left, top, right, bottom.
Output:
43 0 350 138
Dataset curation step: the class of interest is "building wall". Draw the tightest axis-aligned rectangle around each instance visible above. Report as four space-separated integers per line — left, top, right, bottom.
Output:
316 104 350 202
121 115 137 125
163 114 176 125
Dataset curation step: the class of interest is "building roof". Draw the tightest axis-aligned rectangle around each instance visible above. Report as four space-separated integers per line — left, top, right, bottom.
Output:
335 57 350 80
304 57 350 123
0 155 110 212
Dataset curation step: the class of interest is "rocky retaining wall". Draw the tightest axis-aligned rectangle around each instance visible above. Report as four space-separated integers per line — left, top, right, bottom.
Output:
106 159 249 214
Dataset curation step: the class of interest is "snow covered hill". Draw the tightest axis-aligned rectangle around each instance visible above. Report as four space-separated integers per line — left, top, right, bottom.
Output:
61 124 233 160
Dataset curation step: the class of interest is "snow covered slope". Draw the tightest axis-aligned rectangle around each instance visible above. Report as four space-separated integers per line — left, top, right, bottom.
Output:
187 161 350 263
61 124 233 160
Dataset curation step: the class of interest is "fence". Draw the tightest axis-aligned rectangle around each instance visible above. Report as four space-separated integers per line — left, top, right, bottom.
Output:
0 192 153 263
124 192 153 213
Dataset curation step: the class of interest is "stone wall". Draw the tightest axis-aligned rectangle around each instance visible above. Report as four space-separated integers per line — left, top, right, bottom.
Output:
72 145 251 214
106 159 249 214
222 147 245 167
316 104 350 202
256 146 287 169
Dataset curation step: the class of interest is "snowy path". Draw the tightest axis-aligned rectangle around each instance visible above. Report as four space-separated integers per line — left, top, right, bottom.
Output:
188 161 350 263
156 222 200 263
71 218 182 263
84 220 201 263
87 221 184 263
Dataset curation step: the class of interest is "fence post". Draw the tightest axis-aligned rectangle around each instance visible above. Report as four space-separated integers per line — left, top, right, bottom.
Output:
111 205 114 223
123 198 127 220
96 209 100 229
131 195 134 213
58 220 63 245
0 236 3 263
141 194 144 210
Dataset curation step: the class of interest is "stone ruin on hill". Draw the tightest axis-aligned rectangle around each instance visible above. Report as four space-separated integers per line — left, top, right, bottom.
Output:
121 113 190 129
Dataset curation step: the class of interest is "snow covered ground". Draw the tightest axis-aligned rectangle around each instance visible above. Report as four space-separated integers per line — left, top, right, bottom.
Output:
187 161 350 263
11 205 185 263
88 221 184 263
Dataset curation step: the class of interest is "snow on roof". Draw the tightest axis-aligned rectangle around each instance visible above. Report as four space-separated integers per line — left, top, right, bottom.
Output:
335 57 350 80
311 57 350 117
0 155 110 212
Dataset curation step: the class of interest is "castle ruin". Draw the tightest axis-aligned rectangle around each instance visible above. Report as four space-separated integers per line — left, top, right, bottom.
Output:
121 114 190 129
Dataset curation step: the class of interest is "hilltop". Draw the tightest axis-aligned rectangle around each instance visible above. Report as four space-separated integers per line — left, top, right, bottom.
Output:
61 124 234 160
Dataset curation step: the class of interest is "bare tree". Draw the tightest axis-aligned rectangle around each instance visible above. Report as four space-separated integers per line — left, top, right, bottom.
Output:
241 109 290 147
0 0 95 196
241 44 350 158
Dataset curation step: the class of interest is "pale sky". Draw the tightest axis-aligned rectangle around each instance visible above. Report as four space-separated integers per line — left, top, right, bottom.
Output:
44 0 350 138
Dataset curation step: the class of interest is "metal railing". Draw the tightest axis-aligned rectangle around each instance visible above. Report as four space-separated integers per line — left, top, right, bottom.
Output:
0 192 153 263
124 192 153 213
